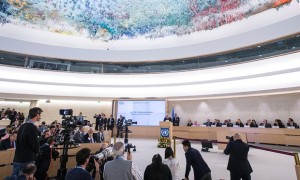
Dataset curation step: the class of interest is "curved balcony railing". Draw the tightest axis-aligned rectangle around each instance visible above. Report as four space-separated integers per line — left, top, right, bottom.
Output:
0 34 299 74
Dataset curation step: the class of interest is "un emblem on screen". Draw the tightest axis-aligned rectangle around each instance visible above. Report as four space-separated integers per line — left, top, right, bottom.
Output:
161 128 169 137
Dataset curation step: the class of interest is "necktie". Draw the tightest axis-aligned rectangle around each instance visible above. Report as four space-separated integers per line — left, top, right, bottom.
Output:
11 142 14 148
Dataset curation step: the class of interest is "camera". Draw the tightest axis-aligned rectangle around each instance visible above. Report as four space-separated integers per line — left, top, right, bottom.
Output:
125 143 136 153
124 119 137 126
86 146 114 174
226 136 234 142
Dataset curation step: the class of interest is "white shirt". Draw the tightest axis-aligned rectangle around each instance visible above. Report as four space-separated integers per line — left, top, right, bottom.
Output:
163 157 180 180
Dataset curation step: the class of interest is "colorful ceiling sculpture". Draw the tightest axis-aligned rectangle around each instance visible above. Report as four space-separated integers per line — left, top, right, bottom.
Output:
0 0 294 41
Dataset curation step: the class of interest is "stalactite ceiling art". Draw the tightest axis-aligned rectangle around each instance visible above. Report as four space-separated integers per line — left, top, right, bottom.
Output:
0 0 295 41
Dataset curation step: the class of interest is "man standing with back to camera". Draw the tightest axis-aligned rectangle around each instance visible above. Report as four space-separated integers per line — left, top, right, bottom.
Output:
12 107 42 175
224 133 253 180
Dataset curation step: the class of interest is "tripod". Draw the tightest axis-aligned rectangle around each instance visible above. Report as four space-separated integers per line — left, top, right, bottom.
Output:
56 132 78 180
123 125 136 152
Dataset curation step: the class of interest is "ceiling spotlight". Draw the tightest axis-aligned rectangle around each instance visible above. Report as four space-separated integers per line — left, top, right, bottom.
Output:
225 61 228 63
114 68 117 71
259 55 262 57
257 46 261 48
292 47 296 49
182 60 185 62
0 58 4 60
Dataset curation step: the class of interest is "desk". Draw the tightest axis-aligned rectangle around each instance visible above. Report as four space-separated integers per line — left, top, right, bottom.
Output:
127 126 300 147
0 120 10 127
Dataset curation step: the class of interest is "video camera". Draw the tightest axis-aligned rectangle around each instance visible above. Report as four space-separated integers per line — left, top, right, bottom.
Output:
125 143 136 153
124 119 137 126
226 136 234 142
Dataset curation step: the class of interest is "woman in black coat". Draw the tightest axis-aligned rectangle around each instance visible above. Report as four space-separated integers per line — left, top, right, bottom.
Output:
144 154 172 180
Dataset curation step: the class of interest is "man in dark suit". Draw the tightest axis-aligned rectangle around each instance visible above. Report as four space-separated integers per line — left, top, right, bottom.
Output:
83 128 99 143
260 119 272 128
0 125 12 139
164 115 172 122
172 113 180 126
287 118 299 128
107 115 115 131
73 126 85 143
203 119 212 127
182 139 211 180
116 115 124 138
12 107 42 176
0 131 17 151
94 114 101 131
224 133 253 180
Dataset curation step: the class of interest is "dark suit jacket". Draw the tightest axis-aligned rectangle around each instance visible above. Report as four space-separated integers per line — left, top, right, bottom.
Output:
14 122 39 163
83 133 100 143
107 118 115 128
260 123 272 128
172 116 180 126
287 122 299 128
73 131 85 143
203 122 212 127
224 139 253 175
185 147 211 179
236 123 244 127
0 138 14 151
163 117 172 122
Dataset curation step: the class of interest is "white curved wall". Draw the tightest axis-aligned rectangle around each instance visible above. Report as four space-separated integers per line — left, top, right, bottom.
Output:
0 1 299 62
0 52 300 99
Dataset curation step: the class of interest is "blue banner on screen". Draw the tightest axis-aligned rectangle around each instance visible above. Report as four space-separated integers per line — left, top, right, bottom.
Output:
160 128 170 137
117 100 165 126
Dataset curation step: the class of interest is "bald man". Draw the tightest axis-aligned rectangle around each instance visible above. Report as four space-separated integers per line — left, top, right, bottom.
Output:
224 133 253 180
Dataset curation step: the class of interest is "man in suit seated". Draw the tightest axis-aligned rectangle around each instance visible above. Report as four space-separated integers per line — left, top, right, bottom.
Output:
39 129 52 146
73 125 85 143
227 119 234 127
0 131 17 151
224 133 253 180
0 125 12 139
84 128 99 143
287 118 299 128
259 119 272 128
203 119 212 127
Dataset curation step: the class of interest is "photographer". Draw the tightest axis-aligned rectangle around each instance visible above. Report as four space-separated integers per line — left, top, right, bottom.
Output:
35 137 59 180
224 133 253 180
65 148 100 180
116 115 124 138
103 141 142 180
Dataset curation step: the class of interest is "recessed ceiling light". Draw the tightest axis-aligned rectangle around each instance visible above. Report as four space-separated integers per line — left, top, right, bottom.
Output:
257 46 261 48
297 35 300 38
225 61 228 63
292 47 296 49
182 60 185 62
259 55 262 57
114 69 117 70
0 58 4 60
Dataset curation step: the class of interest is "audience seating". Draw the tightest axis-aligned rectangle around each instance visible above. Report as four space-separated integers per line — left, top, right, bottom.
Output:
0 149 15 179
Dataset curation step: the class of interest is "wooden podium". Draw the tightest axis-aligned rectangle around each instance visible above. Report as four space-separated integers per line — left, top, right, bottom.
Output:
158 121 173 148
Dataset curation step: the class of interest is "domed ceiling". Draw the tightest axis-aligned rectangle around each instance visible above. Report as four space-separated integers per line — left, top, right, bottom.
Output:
0 0 294 41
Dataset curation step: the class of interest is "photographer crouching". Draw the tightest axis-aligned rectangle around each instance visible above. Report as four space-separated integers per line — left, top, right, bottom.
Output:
224 133 253 180
65 148 100 180
86 143 114 180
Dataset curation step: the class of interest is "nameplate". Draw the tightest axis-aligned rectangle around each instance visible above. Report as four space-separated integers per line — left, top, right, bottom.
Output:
287 126 295 129
272 126 279 128
222 125 227 127
233 125 239 128
258 126 265 128
211 125 216 127
244 125 250 128
200 125 206 127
